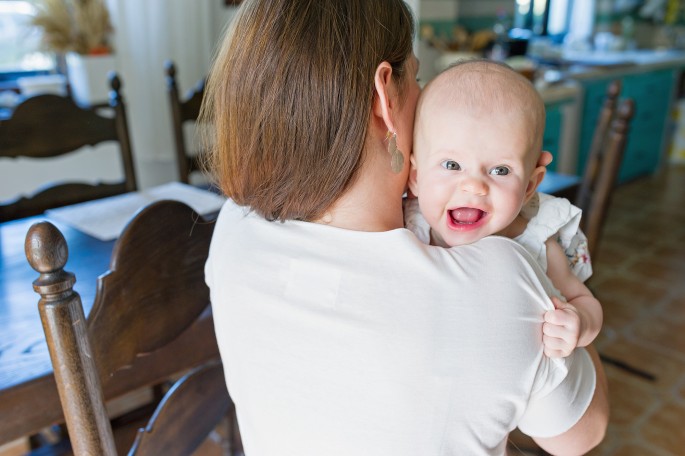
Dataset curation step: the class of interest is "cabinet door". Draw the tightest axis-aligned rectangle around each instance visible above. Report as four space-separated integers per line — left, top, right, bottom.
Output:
620 70 675 182
543 103 563 172
577 79 612 176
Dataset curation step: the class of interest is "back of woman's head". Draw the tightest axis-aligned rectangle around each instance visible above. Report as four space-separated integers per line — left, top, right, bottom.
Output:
203 0 414 221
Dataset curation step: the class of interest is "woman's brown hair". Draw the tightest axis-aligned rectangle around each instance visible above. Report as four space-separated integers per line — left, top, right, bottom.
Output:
202 0 414 221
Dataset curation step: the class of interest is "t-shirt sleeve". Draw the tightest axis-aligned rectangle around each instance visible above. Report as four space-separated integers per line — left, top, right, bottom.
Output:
517 347 596 437
478 237 597 439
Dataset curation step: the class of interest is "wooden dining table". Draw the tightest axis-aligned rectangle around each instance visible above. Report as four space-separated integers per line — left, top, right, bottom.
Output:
0 171 579 445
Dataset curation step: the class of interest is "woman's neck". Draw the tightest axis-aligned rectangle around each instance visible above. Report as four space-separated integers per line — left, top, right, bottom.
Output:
315 161 406 232
319 189 405 232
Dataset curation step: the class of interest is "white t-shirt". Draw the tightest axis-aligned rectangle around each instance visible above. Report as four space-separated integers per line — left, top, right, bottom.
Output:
206 200 596 456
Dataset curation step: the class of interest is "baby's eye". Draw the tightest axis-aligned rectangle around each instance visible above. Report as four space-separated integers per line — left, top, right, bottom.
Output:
489 166 510 176
441 160 460 171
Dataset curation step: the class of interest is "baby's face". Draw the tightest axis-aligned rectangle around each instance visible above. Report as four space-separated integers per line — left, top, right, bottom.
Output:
409 104 539 247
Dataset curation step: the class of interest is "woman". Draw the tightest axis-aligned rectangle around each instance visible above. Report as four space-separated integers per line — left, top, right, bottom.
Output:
203 0 608 454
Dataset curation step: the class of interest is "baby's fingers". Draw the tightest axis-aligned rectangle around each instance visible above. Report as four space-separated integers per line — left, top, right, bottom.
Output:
545 309 581 330
543 334 574 358
543 320 572 339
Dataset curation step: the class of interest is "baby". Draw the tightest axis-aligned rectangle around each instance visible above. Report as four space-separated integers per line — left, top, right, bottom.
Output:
405 60 602 358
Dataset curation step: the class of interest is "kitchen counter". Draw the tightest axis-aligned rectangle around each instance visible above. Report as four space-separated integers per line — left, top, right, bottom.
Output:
537 80 581 103
561 49 685 79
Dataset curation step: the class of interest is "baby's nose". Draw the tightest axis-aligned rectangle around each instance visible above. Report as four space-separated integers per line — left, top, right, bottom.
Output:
460 176 488 196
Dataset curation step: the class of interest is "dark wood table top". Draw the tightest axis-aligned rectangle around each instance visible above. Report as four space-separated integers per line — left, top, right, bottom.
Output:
0 173 579 444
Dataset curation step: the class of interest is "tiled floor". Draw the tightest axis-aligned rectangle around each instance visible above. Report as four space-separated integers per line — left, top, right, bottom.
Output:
583 163 685 455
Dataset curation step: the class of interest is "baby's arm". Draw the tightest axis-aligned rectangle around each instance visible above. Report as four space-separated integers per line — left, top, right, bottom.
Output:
543 238 603 357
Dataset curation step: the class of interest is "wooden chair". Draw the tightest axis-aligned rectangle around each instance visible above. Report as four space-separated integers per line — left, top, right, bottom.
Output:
165 60 206 184
25 200 242 455
0 73 137 222
574 80 635 259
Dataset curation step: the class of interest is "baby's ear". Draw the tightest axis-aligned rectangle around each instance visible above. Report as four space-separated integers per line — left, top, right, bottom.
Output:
407 155 419 197
537 151 553 168
524 155 548 202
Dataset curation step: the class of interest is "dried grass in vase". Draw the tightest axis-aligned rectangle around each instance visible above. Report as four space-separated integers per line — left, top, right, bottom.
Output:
32 0 113 55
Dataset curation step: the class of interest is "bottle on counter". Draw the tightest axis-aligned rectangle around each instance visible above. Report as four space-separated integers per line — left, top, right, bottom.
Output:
489 9 510 61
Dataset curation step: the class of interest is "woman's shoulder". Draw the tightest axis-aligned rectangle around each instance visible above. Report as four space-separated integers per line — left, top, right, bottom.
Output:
446 235 538 266
442 236 557 299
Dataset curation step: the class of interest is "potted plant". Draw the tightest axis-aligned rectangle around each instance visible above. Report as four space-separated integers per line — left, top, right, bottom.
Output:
32 0 115 105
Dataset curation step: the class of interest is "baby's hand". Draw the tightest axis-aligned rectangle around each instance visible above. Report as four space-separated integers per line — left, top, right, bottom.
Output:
542 296 581 358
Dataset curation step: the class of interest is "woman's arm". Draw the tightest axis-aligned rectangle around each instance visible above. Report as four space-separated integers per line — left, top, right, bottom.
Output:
532 345 609 454
544 238 603 352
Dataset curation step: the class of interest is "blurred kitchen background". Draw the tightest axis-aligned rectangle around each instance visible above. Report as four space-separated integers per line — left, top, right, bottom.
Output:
2 1 685 455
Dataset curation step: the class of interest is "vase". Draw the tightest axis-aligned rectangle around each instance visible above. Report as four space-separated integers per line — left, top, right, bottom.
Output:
66 52 116 106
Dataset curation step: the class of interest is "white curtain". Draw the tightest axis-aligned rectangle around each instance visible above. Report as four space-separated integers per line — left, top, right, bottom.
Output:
104 0 236 187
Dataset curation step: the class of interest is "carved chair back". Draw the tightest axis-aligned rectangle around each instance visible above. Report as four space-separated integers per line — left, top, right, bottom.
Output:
0 73 137 222
165 60 206 184
26 200 239 455
575 88 635 259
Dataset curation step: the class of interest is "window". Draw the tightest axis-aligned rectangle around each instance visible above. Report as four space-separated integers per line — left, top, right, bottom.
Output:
513 0 595 42
0 0 55 80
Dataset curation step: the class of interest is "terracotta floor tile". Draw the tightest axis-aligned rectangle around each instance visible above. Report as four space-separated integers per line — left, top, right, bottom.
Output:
593 244 635 269
660 294 685 323
603 363 659 428
600 337 685 392
650 246 685 267
677 375 685 403
626 258 685 285
610 441 676 456
600 295 648 332
632 314 685 356
595 275 670 304
639 402 685 454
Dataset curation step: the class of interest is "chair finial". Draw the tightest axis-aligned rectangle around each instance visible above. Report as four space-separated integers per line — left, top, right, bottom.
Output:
165 60 177 78
109 72 122 92
25 222 68 273
25 222 75 296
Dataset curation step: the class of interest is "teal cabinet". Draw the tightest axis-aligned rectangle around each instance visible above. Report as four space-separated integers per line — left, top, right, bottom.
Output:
543 94 580 174
576 69 678 183
577 79 611 176
543 103 563 172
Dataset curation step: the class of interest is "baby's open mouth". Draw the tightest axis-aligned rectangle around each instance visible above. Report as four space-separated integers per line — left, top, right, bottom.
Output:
449 207 486 225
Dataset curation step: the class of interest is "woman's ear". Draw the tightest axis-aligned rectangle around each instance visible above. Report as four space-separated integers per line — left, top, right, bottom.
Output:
373 61 396 133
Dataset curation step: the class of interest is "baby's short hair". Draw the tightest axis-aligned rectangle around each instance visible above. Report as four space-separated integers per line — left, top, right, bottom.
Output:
416 59 546 160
